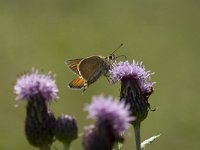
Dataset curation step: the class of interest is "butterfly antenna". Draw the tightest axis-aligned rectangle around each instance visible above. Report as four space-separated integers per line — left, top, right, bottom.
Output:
111 43 123 54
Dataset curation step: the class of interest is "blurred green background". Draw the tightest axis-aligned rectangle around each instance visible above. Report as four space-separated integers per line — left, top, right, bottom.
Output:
0 0 199 149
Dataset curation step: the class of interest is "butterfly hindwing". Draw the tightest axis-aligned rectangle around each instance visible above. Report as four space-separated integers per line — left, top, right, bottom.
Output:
68 76 86 89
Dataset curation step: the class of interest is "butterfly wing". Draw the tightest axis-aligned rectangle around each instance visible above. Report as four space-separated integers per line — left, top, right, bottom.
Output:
65 58 83 75
78 56 107 84
68 76 86 89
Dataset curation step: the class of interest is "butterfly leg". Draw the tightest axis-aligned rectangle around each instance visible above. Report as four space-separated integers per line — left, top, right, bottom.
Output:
104 73 115 84
82 83 88 93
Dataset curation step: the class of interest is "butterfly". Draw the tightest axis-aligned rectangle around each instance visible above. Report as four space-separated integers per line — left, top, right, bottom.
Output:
65 44 124 91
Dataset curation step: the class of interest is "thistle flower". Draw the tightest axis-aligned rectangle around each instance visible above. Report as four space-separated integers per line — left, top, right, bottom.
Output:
83 95 133 150
55 114 78 148
14 69 58 149
85 95 132 137
14 68 58 102
110 60 154 124
110 60 155 150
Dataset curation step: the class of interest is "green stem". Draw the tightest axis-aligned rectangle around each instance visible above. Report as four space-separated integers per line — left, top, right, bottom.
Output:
133 123 141 150
63 143 70 150
39 145 51 150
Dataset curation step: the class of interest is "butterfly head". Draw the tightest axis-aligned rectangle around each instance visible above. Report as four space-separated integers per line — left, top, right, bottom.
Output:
105 53 116 64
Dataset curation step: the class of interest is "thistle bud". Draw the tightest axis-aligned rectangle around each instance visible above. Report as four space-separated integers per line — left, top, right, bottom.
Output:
55 114 78 146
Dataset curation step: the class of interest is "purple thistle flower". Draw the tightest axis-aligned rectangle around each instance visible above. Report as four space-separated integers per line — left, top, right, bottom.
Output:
14 68 58 149
110 60 155 124
55 114 78 146
85 94 132 137
14 68 58 102
110 61 154 95
109 60 155 150
83 95 133 150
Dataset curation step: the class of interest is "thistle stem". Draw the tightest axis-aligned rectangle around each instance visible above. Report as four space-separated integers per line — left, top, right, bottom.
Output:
63 143 70 150
133 123 141 150
39 145 51 150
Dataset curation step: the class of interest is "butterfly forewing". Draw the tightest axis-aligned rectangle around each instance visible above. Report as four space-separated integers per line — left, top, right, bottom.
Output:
78 56 107 81
65 59 83 75
68 76 86 89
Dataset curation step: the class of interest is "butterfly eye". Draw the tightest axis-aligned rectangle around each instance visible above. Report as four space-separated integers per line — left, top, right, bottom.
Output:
109 55 114 60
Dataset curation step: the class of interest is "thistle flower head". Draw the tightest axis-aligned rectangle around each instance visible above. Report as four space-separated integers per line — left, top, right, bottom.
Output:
110 61 155 124
14 68 58 101
110 60 154 94
85 94 133 137
55 114 78 145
